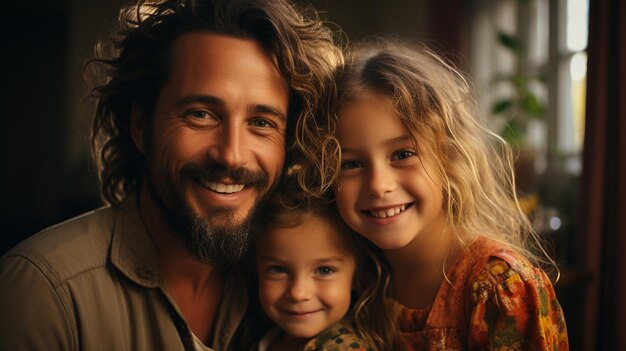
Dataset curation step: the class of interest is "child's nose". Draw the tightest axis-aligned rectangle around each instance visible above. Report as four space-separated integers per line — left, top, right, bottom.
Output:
366 163 396 197
285 276 313 301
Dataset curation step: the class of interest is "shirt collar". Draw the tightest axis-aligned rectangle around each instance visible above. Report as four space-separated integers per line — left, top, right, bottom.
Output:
110 195 161 288
109 195 249 349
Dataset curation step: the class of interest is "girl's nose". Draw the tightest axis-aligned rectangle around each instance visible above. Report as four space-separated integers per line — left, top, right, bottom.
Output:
285 276 313 302
366 163 396 197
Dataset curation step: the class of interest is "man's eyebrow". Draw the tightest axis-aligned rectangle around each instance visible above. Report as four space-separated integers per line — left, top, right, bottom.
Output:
251 104 288 123
174 94 224 108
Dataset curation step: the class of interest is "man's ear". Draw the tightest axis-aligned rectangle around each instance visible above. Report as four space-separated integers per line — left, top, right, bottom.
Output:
130 103 147 154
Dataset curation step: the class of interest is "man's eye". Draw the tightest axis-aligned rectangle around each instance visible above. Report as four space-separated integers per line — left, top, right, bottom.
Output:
186 110 213 119
340 160 362 170
392 149 415 160
250 118 275 128
316 266 335 276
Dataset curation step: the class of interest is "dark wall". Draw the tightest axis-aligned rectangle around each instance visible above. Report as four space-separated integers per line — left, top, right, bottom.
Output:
0 1 124 254
298 0 466 65
2 3 70 253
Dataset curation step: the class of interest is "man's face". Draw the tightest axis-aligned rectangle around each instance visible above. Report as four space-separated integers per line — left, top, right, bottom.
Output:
140 32 289 268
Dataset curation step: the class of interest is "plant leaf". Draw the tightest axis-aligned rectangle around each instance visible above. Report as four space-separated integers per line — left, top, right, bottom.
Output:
497 31 524 53
512 74 527 90
521 93 545 118
492 99 514 115
502 121 524 145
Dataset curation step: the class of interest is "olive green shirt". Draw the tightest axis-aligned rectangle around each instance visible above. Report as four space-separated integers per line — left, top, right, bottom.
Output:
0 197 247 350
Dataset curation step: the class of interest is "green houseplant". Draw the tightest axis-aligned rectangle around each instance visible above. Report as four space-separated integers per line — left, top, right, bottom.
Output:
489 0 549 197
491 30 547 146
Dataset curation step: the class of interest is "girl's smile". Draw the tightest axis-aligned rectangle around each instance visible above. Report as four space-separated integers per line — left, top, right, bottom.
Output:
362 202 414 219
334 92 446 251
280 308 324 319
256 212 356 339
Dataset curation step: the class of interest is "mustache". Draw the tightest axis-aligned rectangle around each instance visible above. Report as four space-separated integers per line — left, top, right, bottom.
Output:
181 161 268 187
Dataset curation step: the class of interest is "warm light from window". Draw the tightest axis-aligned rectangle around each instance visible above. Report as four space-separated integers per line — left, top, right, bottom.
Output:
567 0 588 51
570 52 587 153
570 52 587 81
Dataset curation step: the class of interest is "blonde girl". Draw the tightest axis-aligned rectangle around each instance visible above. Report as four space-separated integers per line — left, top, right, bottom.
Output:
247 177 402 351
297 40 569 350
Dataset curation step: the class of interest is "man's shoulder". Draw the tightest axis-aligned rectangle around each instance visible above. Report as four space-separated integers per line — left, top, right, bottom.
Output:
2 205 119 285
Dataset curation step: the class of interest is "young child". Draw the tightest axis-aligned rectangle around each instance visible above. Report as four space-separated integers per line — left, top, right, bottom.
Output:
251 181 401 351
297 40 569 350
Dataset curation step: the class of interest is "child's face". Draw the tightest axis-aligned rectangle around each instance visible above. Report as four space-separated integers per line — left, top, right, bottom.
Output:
334 92 445 251
257 214 356 339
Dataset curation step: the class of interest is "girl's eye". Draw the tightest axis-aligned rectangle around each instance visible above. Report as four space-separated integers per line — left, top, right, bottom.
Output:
316 266 335 276
340 160 363 171
267 265 287 274
392 149 416 161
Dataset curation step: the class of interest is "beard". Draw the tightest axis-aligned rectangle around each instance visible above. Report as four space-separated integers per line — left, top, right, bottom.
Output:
144 151 277 271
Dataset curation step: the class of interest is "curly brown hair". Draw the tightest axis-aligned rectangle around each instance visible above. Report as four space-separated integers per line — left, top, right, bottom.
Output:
87 0 342 205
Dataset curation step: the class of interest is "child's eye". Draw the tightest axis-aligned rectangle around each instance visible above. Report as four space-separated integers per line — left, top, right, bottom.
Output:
340 160 363 171
267 265 287 274
315 266 335 276
391 149 416 161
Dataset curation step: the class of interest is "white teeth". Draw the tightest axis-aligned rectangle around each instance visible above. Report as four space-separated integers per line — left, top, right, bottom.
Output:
369 204 407 218
203 181 244 194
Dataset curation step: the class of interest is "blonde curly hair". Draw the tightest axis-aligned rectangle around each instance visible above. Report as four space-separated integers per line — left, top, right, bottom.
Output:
296 38 554 267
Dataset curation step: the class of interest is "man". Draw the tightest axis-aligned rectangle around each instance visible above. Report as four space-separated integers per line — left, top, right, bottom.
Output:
0 0 341 350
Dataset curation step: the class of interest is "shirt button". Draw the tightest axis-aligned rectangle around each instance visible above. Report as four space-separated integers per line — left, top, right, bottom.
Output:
137 269 148 278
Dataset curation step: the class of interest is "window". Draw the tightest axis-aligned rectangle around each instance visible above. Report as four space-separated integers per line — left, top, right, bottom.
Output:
469 0 588 171
559 0 588 173
469 0 589 262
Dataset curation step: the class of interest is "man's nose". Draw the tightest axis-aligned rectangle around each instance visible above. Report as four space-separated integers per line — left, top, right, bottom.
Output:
207 121 245 168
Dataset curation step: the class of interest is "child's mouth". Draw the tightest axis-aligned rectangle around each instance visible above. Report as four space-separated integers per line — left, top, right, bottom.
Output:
364 203 414 218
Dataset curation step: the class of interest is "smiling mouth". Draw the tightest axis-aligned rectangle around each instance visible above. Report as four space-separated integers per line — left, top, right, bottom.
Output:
365 203 413 218
200 180 245 194
283 309 322 317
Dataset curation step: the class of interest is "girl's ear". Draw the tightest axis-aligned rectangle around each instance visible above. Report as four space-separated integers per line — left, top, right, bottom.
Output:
130 103 147 154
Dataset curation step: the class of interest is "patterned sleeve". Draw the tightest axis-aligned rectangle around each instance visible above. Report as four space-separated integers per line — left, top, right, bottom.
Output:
303 323 372 351
467 257 569 350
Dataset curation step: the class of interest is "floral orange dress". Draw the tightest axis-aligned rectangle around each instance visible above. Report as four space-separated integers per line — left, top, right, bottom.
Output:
394 236 568 350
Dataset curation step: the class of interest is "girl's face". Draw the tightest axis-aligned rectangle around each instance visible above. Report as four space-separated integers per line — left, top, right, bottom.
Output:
334 92 445 251
257 213 356 339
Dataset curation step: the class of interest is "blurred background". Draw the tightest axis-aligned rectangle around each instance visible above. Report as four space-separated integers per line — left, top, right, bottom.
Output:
1 0 623 349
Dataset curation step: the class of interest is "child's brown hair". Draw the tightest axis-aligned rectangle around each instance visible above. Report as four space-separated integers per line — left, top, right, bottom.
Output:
255 174 401 350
